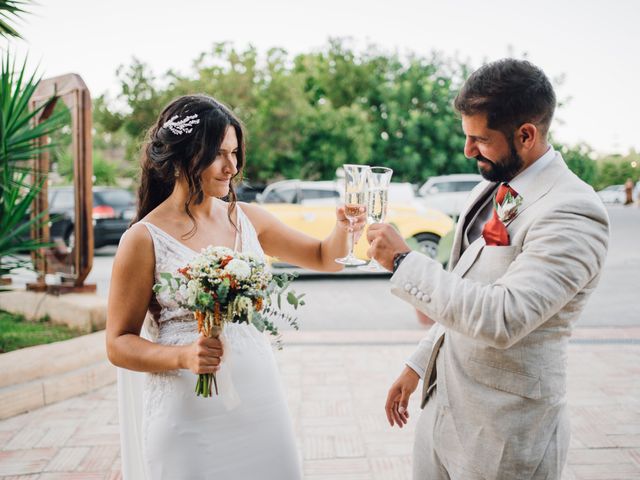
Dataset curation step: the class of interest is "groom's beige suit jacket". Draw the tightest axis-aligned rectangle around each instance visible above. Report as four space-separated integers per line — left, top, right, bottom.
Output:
390 152 609 479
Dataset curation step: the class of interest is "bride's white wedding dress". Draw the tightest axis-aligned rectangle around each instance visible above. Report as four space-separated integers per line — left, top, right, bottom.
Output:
116 205 302 480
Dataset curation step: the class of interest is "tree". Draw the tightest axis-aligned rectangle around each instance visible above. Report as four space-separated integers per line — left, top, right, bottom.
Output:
94 39 603 188
594 151 640 190
555 143 597 186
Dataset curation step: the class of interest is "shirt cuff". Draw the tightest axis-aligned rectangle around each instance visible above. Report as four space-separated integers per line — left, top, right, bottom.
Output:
405 360 425 380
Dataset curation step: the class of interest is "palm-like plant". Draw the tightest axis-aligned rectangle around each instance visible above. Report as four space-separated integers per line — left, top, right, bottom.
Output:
0 51 68 279
0 0 29 39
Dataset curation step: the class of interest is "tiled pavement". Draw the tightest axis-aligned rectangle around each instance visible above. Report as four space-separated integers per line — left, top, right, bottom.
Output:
0 329 639 480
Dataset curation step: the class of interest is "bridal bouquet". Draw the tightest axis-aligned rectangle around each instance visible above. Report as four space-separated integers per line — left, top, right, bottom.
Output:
152 246 305 397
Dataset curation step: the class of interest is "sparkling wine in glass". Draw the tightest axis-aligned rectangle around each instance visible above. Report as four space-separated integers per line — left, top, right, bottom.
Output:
359 167 393 272
336 164 370 266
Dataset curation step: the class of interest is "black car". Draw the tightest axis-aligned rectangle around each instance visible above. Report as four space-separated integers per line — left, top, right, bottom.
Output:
47 186 136 249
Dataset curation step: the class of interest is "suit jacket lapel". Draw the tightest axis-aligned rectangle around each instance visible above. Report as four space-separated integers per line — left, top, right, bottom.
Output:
449 181 496 270
503 153 567 227
452 235 486 278
452 153 568 278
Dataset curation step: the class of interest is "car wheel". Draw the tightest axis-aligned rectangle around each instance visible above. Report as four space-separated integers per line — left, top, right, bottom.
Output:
413 233 440 259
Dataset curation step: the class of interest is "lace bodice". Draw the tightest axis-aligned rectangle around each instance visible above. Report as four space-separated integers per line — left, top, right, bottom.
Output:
138 205 266 345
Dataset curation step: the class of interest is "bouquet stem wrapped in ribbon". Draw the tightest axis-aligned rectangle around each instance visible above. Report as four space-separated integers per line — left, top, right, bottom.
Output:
153 246 305 398
194 309 223 396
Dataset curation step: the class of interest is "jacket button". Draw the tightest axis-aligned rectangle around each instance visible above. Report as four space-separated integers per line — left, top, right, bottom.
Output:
422 294 431 303
416 292 423 301
404 283 412 292
410 287 418 295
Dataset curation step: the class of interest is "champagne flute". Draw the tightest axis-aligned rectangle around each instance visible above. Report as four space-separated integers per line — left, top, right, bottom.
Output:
358 167 393 272
335 164 370 266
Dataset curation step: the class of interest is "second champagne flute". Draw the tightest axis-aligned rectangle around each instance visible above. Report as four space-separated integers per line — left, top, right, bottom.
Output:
358 166 393 272
335 164 370 266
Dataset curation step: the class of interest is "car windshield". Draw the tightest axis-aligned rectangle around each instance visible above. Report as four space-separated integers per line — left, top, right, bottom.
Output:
95 189 134 206
453 181 481 192
301 188 340 201
50 190 74 209
264 187 297 203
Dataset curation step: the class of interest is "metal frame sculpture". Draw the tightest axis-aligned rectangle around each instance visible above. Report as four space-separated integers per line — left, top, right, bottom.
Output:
26 73 95 294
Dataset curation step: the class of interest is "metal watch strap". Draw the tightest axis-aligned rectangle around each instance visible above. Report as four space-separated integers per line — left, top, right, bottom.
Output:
392 252 410 273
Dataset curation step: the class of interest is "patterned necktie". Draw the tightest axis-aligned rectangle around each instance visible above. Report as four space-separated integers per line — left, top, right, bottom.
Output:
482 183 519 246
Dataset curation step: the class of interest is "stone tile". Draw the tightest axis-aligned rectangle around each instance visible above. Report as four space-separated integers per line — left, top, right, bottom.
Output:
303 434 336 460
571 462 640 479
628 448 640 467
44 446 89 472
3 428 47 451
304 458 371 476
1 475 41 480
334 433 367 458
34 427 76 448
38 474 105 480
0 448 56 476
370 456 412 480
567 447 630 465
76 445 119 472
65 426 120 447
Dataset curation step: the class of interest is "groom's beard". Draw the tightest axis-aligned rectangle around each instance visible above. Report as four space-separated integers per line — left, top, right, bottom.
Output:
475 140 524 183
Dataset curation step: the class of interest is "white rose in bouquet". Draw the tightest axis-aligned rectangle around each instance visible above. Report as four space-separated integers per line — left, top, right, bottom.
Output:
225 259 251 280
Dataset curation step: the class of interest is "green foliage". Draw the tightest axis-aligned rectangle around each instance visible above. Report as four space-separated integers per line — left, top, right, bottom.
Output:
0 309 82 353
555 143 598 185
0 51 67 278
95 40 474 183
594 151 640 190
94 38 607 187
0 0 29 40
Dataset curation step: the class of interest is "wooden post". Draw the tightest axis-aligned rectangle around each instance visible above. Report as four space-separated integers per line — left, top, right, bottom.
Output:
26 74 95 294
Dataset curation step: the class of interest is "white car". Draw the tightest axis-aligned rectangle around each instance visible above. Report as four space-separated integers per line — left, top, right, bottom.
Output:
418 174 484 219
596 184 626 205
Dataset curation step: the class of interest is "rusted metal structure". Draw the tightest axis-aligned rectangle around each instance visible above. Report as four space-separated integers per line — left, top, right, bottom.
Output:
26 73 95 294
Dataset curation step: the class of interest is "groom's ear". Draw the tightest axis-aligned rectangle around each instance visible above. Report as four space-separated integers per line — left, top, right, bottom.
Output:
516 123 537 150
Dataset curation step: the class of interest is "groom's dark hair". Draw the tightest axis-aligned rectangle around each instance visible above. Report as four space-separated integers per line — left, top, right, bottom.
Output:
454 59 556 137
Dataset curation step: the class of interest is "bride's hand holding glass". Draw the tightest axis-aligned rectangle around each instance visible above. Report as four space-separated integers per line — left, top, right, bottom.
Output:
336 204 367 240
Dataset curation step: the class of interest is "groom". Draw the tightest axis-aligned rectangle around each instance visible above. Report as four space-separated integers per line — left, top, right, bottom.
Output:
367 59 609 479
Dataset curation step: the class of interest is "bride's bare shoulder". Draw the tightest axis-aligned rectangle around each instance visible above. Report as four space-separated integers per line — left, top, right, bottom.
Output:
114 222 154 266
236 202 278 233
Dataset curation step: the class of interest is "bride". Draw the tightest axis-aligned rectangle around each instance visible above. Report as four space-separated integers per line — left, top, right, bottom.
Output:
106 94 366 479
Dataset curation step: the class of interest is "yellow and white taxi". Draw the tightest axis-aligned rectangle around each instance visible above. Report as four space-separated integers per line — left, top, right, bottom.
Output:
255 180 454 265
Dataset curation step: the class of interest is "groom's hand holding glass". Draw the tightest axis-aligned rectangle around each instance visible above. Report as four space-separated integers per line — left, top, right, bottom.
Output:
366 223 411 272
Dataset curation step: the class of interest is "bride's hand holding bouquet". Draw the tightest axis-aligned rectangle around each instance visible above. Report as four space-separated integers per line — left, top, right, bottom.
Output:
153 246 304 397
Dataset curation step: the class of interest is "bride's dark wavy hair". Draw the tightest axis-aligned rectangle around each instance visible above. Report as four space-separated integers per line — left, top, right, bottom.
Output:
133 94 245 238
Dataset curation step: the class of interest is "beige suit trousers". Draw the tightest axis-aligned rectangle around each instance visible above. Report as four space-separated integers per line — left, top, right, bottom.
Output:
413 387 569 480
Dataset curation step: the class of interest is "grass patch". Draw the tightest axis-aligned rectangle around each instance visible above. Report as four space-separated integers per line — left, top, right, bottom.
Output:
0 310 83 354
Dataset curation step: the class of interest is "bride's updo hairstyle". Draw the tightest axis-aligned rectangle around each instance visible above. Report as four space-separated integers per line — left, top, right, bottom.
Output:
134 94 245 237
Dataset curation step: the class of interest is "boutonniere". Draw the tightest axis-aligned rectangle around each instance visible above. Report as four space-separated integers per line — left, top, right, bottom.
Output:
493 191 523 223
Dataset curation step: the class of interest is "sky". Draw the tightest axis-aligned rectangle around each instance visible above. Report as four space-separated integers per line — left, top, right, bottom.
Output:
6 0 640 155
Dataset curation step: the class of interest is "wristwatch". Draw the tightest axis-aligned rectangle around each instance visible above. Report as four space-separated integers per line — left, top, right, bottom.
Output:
392 251 411 273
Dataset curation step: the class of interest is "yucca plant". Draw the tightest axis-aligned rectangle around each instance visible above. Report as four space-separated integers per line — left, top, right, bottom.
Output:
0 0 29 39
0 51 68 281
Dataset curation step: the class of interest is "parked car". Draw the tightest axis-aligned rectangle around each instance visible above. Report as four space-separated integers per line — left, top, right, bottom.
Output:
255 180 454 263
234 181 266 203
596 184 626 205
418 173 483 219
45 186 136 249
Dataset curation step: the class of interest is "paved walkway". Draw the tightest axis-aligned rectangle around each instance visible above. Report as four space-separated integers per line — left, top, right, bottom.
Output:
0 328 639 479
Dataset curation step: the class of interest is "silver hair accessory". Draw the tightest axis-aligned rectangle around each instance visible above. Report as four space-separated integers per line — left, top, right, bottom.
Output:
162 114 200 135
